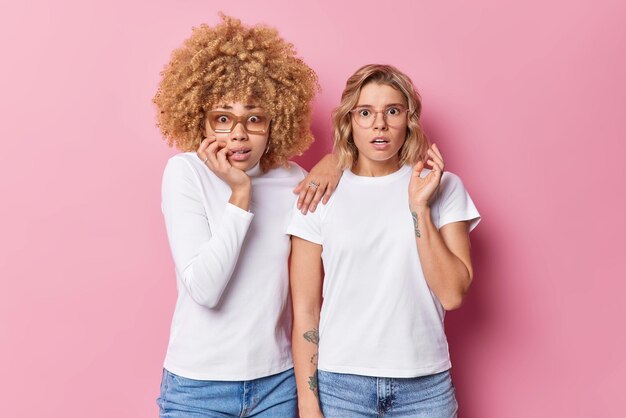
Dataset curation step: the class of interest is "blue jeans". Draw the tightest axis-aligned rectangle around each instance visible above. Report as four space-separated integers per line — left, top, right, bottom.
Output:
317 369 458 417
157 368 297 417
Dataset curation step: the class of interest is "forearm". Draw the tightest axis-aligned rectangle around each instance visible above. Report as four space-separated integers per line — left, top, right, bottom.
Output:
289 236 324 417
168 203 253 308
412 206 472 310
228 184 251 211
292 312 323 416
163 158 254 308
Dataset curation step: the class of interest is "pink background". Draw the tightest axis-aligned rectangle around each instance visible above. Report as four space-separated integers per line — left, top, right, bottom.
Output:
1 0 624 416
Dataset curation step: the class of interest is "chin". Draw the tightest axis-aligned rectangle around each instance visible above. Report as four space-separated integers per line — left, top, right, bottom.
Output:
363 151 400 162
230 161 249 170
231 159 259 172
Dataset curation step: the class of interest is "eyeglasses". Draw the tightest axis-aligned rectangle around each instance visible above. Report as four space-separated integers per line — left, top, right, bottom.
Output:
205 111 271 134
349 105 409 129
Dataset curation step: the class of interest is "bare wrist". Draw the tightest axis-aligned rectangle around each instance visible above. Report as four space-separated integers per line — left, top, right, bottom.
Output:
410 204 431 214
229 186 251 211
230 178 251 192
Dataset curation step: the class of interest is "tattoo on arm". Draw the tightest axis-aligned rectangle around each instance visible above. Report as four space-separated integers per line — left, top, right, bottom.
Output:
411 211 421 238
308 374 319 398
303 328 319 345
304 328 320 397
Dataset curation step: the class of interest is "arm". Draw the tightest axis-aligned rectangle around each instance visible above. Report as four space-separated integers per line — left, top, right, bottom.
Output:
162 156 253 309
412 210 472 310
290 236 324 418
409 144 474 310
293 153 342 215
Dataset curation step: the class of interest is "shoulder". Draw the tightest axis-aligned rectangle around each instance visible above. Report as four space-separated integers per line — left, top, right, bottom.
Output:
162 152 208 188
164 152 202 174
440 171 464 189
436 171 471 206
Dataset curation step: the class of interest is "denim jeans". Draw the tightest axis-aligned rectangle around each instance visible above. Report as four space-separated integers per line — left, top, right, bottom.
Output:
317 369 458 417
156 368 297 417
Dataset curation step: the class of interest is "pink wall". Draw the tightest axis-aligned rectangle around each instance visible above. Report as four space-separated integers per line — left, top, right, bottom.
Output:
1 0 624 416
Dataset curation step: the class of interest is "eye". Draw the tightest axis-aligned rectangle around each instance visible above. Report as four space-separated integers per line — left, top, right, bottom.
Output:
217 115 230 123
248 115 260 123
358 109 371 117
386 107 401 116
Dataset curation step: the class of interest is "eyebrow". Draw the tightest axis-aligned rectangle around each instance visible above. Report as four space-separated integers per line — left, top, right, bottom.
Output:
354 102 406 108
215 104 261 110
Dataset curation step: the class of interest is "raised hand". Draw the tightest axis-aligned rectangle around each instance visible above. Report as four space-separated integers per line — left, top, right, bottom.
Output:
409 143 445 211
197 137 251 192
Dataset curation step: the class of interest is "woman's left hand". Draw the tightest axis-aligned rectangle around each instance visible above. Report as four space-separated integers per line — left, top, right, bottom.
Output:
409 143 445 211
293 154 342 214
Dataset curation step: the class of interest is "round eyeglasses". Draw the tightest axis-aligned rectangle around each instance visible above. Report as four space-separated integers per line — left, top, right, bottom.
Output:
349 105 409 129
205 111 271 134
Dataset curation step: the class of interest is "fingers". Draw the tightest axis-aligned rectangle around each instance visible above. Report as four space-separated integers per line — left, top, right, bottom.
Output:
427 148 444 169
300 177 338 210
297 179 316 211
197 136 217 165
297 186 308 211
215 145 231 171
299 184 318 215
426 160 441 177
205 140 221 171
297 179 325 214
197 136 216 153
305 183 326 213
426 144 444 174
432 143 443 160
321 182 335 205
413 160 425 176
293 179 306 195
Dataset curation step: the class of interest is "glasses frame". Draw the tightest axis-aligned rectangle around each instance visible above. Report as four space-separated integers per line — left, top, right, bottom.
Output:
349 105 410 129
205 111 272 135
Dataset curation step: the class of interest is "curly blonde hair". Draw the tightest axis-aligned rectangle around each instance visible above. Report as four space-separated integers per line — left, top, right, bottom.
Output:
333 64 429 169
153 14 319 170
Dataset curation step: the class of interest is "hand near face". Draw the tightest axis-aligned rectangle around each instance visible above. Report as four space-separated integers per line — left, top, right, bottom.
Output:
409 143 445 211
197 137 251 192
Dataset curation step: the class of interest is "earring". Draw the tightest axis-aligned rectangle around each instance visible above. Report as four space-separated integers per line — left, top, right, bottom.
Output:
264 142 271 155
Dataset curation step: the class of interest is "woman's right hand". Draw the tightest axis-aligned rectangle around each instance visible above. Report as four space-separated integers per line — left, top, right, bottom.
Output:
197 137 251 192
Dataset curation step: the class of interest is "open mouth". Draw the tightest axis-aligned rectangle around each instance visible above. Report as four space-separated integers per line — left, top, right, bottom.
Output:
371 138 389 144
228 148 251 155
227 148 252 162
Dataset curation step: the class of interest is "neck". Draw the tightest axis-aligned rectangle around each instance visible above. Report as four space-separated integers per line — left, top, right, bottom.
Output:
353 156 401 177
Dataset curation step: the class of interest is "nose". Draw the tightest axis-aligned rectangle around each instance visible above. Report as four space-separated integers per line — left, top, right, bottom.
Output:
373 111 388 130
230 120 249 141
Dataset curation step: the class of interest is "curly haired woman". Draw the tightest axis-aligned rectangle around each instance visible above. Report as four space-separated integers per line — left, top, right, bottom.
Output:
288 64 480 417
153 15 339 417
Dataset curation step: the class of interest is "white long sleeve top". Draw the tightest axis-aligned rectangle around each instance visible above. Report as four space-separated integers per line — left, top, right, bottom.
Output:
161 152 305 380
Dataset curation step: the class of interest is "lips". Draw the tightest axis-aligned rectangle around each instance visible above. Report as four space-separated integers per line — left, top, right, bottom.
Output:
227 147 252 161
370 137 391 150
371 137 389 144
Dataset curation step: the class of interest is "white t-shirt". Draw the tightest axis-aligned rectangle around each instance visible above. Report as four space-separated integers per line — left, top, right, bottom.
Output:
287 165 480 378
161 152 305 380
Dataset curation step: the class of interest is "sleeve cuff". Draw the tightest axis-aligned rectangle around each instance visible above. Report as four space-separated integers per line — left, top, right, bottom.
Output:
224 202 254 222
439 212 481 232
286 226 323 245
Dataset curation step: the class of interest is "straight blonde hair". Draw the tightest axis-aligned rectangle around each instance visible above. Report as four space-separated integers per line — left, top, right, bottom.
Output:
333 64 429 169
